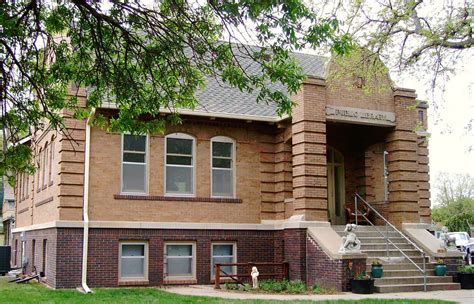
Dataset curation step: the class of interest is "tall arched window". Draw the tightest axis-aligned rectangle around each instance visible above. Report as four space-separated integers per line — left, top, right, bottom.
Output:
42 142 49 188
165 133 195 196
210 136 235 198
49 136 55 184
37 148 42 192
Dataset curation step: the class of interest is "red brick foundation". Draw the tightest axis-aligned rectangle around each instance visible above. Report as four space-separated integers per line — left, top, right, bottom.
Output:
14 228 284 288
306 234 366 291
13 226 364 290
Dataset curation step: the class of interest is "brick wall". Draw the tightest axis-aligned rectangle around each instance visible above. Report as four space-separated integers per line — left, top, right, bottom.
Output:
306 234 366 291
16 228 285 288
12 229 58 288
283 229 307 281
87 118 279 224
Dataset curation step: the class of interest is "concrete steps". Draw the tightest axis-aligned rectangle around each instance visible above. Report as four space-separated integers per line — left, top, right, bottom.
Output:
361 243 415 250
370 269 435 277
332 225 461 293
375 283 461 293
358 237 409 244
375 276 454 285
368 262 435 271
364 249 423 258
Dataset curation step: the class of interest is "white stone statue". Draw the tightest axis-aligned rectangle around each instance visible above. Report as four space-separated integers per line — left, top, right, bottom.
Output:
440 226 458 252
339 223 361 253
251 266 259 289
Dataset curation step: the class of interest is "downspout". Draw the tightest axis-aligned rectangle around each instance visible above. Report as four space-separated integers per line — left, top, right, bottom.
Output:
81 108 95 294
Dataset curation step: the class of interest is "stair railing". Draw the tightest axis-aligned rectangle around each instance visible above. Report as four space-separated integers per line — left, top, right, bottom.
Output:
354 193 427 292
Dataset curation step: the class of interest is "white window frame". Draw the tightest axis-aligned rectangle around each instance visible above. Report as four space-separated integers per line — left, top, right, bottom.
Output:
119 241 149 282
211 242 237 277
120 134 149 195
164 133 195 197
164 242 196 281
210 136 236 198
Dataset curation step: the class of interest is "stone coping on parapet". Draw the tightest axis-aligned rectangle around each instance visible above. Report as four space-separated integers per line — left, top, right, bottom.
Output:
12 219 331 233
402 223 464 259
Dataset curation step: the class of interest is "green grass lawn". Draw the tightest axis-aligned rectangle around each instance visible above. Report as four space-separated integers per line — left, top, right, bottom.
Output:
0 277 454 304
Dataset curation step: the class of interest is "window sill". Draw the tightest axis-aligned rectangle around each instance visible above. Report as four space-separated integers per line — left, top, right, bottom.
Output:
118 279 149 286
163 278 197 285
114 194 242 204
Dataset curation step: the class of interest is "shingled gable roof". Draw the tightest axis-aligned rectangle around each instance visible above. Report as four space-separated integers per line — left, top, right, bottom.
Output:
192 51 328 120
99 50 328 121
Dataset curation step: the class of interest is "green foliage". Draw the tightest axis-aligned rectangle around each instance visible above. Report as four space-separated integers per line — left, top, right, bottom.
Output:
311 284 337 294
1 0 353 180
432 173 474 232
432 197 474 232
259 279 289 293
371 259 382 266
354 271 371 280
457 265 474 273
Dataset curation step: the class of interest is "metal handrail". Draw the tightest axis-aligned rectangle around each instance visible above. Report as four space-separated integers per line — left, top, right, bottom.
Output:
355 193 425 254
354 193 427 292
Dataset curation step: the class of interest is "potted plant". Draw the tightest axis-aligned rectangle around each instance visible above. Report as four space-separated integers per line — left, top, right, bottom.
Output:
350 271 375 294
434 259 447 276
371 259 383 278
457 265 474 289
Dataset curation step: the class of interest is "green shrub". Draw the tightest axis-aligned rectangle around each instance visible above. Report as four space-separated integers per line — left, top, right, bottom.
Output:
224 282 236 290
311 284 337 294
286 280 307 294
259 279 289 292
458 265 474 273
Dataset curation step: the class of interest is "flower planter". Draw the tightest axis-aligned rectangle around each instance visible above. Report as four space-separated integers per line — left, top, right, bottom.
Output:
457 272 474 289
434 264 447 276
371 265 383 278
350 279 375 294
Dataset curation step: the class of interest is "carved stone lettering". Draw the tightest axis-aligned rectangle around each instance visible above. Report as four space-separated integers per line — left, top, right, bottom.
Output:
326 106 396 127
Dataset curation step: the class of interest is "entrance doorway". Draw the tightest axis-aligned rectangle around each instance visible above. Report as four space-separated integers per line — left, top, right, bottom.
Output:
327 147 345 224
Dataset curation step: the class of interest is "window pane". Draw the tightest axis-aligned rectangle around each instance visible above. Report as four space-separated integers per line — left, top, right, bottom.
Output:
124 135 146 152
212 142 232 157
123 152 145 163
121 257 144 278
212 158 231 168
167 245 192 256
122 245 144 257
166 155 192 166
212 169 233 197
167 138 192 155
123 164 146 192
166 166 192 194
213 244 233 256
167 257 192 276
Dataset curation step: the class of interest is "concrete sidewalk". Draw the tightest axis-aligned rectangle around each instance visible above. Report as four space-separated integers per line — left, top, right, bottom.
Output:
164 285 474 303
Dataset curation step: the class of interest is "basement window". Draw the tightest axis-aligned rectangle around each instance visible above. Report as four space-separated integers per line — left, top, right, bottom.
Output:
121 134 148 194
164 243 196 280
119 242 148 281
211 243 237 277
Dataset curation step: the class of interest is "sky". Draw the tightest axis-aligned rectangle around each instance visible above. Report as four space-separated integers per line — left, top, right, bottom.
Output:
395 63 474 204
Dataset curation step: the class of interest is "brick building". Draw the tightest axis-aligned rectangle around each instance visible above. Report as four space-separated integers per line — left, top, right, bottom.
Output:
11 53 438 291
